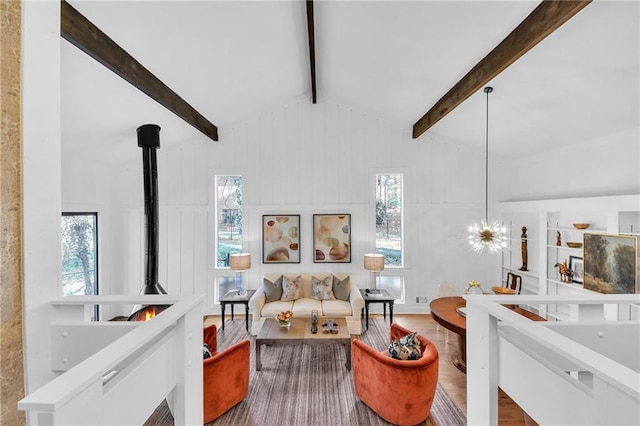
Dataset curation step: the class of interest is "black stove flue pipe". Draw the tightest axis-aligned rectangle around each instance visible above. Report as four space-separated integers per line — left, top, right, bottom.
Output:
137 124 166 295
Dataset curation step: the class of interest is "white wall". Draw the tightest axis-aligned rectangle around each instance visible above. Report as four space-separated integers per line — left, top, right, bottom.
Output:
501 127 640 201
22 0 61 393
61 95 504 316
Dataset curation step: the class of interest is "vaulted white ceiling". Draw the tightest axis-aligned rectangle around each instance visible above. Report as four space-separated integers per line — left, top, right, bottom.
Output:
62 0 639 159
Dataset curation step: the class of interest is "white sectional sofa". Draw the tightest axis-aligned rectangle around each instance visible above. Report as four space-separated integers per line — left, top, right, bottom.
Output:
249 273 365 335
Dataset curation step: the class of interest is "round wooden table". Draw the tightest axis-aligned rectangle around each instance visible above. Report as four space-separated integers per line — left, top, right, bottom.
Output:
430 296 544 373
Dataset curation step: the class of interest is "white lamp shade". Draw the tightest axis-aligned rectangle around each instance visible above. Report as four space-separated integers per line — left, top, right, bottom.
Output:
230 253 251 271
363 253 384 271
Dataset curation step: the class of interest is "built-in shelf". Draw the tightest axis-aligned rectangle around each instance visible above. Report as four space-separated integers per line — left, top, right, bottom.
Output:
501 265 539 279
546 245 583 251
500 195 640 322
546 226 606 233
546 278 583 290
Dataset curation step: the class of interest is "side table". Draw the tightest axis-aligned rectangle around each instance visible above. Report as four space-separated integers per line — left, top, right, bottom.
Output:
219 289 255 332
360 289 395 330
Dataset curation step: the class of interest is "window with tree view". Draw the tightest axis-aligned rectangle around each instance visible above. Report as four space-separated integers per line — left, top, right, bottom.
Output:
61 213 98 297
376 174 403 267
216 176 243 267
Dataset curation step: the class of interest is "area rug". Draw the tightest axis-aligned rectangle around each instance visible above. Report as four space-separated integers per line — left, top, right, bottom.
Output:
145 318 466 426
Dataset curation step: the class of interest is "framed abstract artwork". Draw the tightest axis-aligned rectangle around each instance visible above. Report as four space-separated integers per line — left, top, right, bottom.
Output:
583 233 637 294
313 214 351 263
262 215 300 263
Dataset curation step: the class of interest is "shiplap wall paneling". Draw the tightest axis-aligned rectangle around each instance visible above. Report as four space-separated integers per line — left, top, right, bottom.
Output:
297 101 314 206
179 209 195 295
126 208 143 296
272 108 289 204
180 143 196 205
310 103 327 205
258 114 275 206
158 208 169 296
240 122 259 207
166 209 182 294
283 105 297 206
193 209 209 296
344 107 363 205
324 102 341 204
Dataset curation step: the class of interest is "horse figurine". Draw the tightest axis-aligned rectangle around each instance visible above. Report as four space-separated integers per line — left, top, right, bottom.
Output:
554 260 574 283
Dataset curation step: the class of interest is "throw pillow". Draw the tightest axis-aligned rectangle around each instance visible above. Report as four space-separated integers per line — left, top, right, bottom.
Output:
281 275 303 301
332 275 351 301
388 332 422 360
263 275 284 303
312 275 336 300
203 343 212 359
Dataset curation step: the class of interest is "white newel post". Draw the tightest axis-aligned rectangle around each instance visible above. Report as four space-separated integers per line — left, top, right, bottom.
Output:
466 297 499 425
172 300 204 425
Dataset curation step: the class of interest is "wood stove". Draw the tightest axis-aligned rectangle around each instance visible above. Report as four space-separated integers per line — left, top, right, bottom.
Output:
128 124 170 321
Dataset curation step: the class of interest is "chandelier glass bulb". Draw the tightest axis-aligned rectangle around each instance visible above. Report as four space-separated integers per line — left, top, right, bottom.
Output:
468 219 508 254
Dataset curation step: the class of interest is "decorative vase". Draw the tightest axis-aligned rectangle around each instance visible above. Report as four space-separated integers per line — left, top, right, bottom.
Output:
467 286 483 295
279 320 291 329
465 280 483 295
276 310 293 328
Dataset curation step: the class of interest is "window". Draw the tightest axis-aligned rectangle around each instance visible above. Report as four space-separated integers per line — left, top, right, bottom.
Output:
375 174 403 267
378 276 405 304
61 213 98 318
215 276 236 304
215 175 243 267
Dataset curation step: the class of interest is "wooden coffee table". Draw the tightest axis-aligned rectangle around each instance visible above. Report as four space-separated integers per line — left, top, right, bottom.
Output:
255 317 351 371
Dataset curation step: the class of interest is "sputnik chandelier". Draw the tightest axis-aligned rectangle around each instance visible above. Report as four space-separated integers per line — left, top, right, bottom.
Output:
468 87 507 254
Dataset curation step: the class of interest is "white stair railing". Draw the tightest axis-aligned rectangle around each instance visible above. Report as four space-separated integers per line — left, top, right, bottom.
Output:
466 294 640 426
19 295 204 425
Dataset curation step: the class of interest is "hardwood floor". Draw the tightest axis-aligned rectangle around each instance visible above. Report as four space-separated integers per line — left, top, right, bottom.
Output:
205 313 533 425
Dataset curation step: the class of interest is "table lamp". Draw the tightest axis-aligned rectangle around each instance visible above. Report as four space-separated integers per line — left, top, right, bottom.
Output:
364 253 384 293
230 253 251 296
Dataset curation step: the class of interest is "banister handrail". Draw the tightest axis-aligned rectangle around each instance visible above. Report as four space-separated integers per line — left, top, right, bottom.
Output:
19 295 203 412
466 294 640 425
466 294 640 399
470 293 640 305
49 294 188 305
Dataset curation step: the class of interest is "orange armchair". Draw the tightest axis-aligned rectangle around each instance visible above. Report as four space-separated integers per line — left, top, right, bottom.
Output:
203 324 251 423
352 323 439 426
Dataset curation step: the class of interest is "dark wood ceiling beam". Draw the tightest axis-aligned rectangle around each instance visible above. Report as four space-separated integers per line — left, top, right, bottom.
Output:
61 0 218 141
412 0 591 139
306 0 317 104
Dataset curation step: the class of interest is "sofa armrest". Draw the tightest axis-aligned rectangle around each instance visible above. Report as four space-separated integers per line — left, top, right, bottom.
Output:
248 286 266 319
349 281 365 316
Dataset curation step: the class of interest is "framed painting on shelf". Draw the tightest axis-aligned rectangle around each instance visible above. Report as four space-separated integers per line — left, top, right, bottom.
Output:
313 214 351 263
583 233 637 294
262 215 300 263
569 255 584 284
